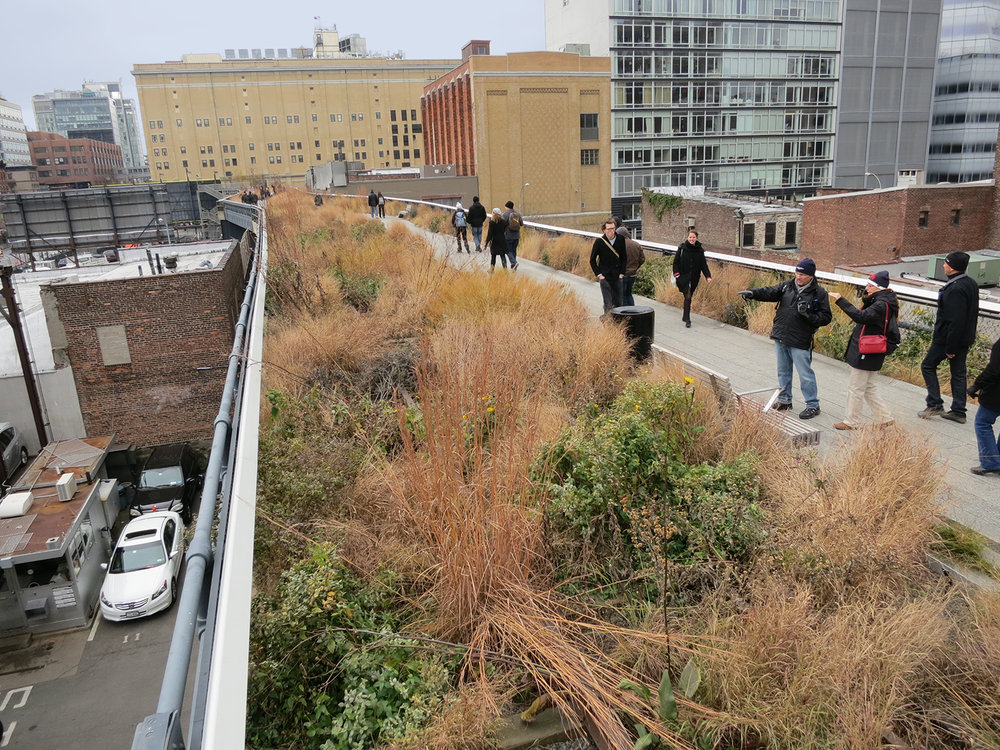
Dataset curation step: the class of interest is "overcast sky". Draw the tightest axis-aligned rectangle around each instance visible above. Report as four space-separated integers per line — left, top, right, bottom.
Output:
0 0 547 129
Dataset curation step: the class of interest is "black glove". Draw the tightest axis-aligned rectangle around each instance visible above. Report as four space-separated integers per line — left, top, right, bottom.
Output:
968 388 980 400
738 290 753 300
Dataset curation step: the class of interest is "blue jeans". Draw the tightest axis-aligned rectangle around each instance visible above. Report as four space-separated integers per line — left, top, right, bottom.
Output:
369 205 377 217
921 339 969 415
507 236 519 267
471 225 483 249
622 275 637 306
974 405 1000 471
775 342 818 408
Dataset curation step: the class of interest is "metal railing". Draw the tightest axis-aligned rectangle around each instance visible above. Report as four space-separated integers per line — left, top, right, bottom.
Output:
131 202 266 750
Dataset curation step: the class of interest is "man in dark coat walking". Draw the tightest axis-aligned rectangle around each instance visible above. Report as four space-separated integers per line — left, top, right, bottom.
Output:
968 335 1000 475
739 258 832 419
367 189 378 218
919 251 980 423
467 196 487 252
590 217 627 313
828 271 900 429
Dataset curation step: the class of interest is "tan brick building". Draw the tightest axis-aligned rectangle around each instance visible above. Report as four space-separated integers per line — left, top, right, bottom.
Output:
27 131 123 188
133 54 458 184
421 49 611 219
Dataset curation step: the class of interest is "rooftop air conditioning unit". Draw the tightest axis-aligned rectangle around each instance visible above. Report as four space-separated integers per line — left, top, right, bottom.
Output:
0 491 34 518
56 472 77 503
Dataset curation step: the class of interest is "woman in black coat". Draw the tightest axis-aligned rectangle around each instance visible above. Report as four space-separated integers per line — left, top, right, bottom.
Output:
828 271 900 429
484 208 508 269
672 230 712 327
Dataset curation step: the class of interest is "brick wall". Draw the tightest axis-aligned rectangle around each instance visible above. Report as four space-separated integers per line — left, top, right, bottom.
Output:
802 184 992 269
988 127 1000 250
48 245 245 447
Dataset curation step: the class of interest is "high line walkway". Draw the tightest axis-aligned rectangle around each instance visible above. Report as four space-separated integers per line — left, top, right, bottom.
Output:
400 218 1000 547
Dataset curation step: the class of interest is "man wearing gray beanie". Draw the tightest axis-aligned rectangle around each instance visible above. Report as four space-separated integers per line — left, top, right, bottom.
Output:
918 251 980 422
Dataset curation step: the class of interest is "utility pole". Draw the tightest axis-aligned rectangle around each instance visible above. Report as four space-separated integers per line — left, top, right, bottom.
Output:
0 264 48 449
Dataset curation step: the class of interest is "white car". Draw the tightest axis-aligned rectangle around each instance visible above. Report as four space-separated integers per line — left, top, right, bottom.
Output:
100 511 185 622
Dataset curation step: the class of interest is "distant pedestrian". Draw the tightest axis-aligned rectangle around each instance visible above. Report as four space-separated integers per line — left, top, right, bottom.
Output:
467 196 487 252
452 202 470 253
313 193 323 207
739 258 832 419
485 208 508 270
617 226 645 306
502 201 523 269
968 335 1000 475
367 189 378 218
590 217 627 314
918 251 979 423
377 192 386 218
828 271 900 430
673 230 712 328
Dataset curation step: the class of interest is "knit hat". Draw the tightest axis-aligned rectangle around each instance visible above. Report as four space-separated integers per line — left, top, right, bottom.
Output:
616 226 630 238
795 258 817 276
867 270 890 289
455 202 463 210
505 200 514 209
945 251 970 273
492 207 502 215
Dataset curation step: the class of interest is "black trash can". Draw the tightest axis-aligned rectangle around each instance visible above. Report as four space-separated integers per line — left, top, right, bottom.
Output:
610 305 655 362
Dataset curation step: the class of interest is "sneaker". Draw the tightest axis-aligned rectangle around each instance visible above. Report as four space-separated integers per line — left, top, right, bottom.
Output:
833 422 855 430
512 262 519 270
940 411 966 424
799 406 821 420
685 321 691 328
970 466 1000 476
772 402 793 411
918 406 944 419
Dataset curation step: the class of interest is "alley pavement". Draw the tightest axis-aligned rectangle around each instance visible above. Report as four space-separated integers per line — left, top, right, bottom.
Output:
402 221 1000 547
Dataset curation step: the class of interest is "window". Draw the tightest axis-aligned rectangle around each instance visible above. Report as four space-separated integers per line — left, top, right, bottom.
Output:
413 148 420 159
581 113 599 140
392 136 399 147
182 159 188 168
314 140 320 147
376 111 381 120
164 161 170 169
176 118 183 127
412 123 421 134
250 156 256 164
411 109 417 121
276 156 281 164
316 153 321 161
157 120 163 128
312 113 318 121
765 222 776 246
785 222 797 245
209 159 215 167
742 223 755 246
246 116 252 124
265 116 271 124
403 149 410 159
180 146 186 154
951 209 961 225
196 119 202 127
394 149 400 159
248 142 254 151
390 110 397 122
581 148 599 165
200 146 207 154
918 211 929 228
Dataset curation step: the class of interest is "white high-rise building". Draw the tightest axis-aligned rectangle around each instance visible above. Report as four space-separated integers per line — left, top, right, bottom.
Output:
546 0 941 227
32 82 144 172
0 96 31 168
927 0 1000 184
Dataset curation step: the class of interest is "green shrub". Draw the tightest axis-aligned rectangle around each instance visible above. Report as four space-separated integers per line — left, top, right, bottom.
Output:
633 255 672 298
247 546 454 750
351 221 386 241
333 269 383 312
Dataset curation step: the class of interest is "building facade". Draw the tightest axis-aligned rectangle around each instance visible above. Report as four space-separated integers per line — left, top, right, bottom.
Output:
927 0 1000 184
0 96 31 168
32 83 145 173
28 131 123 189
545 0 941 228
133 54 458 184
422 50 611 218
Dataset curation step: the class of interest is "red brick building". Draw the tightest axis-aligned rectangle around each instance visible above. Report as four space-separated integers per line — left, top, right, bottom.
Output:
28 131 123 188
41 241 246 446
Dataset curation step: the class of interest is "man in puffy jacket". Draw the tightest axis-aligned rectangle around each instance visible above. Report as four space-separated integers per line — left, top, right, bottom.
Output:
967 335 1000 475
739 258 832 419
367 189 378 217
466 196 487 252
919 251 980 423
828 271 900 429
451 202 470 253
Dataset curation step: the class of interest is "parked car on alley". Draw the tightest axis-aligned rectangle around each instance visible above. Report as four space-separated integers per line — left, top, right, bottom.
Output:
130 444 202 523
0 422 28 485
99 511 185 622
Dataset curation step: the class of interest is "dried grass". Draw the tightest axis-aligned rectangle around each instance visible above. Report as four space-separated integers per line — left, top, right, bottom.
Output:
545 233 593 273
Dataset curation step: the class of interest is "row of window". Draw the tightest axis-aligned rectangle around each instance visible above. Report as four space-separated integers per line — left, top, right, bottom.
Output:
613 21 838 56
160 147 425 173
616 137 828 166
612 81 834 108
613 0 840 22
926 171 995 183
931 111 1000 126
928 141 997 154
740 220 798 247
934 80 1000 97
916 209 963 228
615 107 829 136
613 162 829 193
148 110 420 130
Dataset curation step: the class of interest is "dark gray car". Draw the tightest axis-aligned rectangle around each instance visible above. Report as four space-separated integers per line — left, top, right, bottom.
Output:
0 422 28 485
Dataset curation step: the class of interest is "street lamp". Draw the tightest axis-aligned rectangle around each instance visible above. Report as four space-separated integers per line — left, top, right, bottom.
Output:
157 217 173 245
864 171 883 190
521 182 530 214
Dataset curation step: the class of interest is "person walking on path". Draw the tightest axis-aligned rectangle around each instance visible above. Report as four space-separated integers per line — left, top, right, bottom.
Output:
502 201 523 269
485 208 509 270
828 271 900 430
919 251 980 423
967 335 1000 475
377 192 386 218
590 217 627 314
367 189 378 218
467 196 487 252
452 202 470 253
738 258 832 419
673 230 713 328
617 226 645 306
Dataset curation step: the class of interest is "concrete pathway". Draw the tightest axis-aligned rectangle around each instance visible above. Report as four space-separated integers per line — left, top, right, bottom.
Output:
400 220 1000 546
